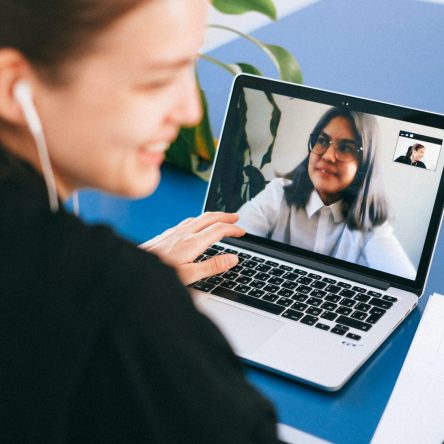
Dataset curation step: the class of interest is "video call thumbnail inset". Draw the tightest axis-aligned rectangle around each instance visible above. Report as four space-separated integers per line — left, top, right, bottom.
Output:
393 131 442 171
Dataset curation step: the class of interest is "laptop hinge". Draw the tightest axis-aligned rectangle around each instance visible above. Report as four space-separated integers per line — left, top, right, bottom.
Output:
221 237 391 291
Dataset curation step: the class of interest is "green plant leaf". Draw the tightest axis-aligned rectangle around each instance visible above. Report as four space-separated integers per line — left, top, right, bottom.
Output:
232 63 263 76
263 44 303 83
211 0 277 20
209 24 302 83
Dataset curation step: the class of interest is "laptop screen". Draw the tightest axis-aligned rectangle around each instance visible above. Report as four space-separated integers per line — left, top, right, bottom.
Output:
205 75 444 292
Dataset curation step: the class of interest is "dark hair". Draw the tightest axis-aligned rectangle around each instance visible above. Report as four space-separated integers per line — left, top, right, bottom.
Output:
406 143 424 158
284 107 388 231
0 0 147 83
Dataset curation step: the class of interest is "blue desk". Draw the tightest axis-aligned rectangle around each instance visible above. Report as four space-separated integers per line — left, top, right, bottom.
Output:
75 1 444 442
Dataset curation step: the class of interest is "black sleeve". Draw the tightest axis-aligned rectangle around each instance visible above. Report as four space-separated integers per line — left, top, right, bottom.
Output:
66 244 279 444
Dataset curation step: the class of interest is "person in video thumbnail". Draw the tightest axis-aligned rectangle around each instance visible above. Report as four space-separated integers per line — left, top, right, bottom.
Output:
237 107 416 279
395 143 427 168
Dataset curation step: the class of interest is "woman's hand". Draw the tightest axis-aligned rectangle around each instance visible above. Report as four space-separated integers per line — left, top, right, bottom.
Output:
139 212 245 286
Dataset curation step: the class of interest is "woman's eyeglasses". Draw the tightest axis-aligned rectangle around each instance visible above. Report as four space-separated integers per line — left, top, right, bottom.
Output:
309 133 363 162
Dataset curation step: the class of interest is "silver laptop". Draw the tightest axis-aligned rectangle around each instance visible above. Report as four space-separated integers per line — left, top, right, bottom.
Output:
192 74 444 391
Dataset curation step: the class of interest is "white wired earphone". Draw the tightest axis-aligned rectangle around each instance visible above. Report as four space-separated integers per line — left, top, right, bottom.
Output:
13 80 79 215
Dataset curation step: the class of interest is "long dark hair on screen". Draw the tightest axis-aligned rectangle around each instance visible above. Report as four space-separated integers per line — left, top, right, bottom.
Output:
405 143 424 158
284 107 388 231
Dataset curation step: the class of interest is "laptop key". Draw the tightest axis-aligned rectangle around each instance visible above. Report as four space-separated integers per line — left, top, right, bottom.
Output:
277 288 294 298
321 311 338 321
294 269 308 275
243 260 257 269
204 247 219 256
282 309 303 321
252 256 265 263
234 284 250 294
352 286 366 293
346 333 361 341
297 285 311 294
336 315 372 331
306 297 323 307
223 271 238 280
220 280 237 290
310 289 326 298
355 302 371 312
312 280 328 289
240 268 257 278
276 297 293 307
297 276 312 285
292 293 308 302
331 325 348 336
325 284 341 294
368 290 382 297
250 280 266 289
282 272 298 281
308 273 322 280
351 310 368 321
236 275 252 285
263 284 279 293
339 289 356 298
369 298 393 310
336 306 353 316
256 264 271 272
279 264 293 271
322 277 336 284
292 302 308 312
315 323 330 331
306 307 322 316
321 301 337 311
211 287 285 315
269 268 285 277
206 276 223 285
231 265 244 273
338 282 352 289
339 298 356 308
325 294 341 303
382 295 398 303
265 260 279 267
238 252 251 259
300 315 318 326
224 249 238 254
355 293 371 302
211 244 225 251
248 288 265 298
262 293 279 303
282 280 297 290
269 276 284 285
255 272 270 281
193 281 215 292
367 310 385 324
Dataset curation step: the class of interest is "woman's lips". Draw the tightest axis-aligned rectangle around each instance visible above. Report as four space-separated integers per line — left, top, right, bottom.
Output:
316 166 338 176
137 142 169 165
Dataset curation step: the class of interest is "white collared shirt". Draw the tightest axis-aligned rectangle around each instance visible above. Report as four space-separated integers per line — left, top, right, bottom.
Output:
237 178 416 279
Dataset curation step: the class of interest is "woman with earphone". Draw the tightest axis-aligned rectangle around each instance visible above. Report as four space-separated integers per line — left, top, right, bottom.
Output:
0 1 279 442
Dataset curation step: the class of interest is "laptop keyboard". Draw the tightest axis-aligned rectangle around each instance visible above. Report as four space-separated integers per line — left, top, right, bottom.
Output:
192 245 398 342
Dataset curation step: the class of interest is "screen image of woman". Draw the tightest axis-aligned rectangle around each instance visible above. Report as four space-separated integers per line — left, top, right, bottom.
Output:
394 143 427 168
237 107 416 279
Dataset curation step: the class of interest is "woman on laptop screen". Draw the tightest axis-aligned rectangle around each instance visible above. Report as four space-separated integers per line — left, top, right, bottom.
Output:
237 107 416 279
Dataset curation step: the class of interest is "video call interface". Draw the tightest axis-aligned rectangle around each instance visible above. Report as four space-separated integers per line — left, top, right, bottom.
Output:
212 87 444 281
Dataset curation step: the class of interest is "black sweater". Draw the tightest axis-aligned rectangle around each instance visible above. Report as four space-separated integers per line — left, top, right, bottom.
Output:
0 148 278 443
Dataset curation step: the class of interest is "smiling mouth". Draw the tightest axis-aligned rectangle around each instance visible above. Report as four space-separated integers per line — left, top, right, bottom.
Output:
317 167 338 176
139 141 169 154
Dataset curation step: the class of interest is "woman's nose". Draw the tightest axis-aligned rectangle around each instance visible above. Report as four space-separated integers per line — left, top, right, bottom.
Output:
322 143 337 162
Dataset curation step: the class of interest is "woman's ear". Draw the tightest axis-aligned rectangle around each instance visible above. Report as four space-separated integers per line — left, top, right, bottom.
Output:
0 48 30 126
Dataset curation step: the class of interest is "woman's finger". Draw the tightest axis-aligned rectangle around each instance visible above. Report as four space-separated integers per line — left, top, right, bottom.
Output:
178 254 239 286
185 212 240 234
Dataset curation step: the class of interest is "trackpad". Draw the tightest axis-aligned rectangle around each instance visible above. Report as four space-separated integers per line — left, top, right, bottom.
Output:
197 298 284 355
